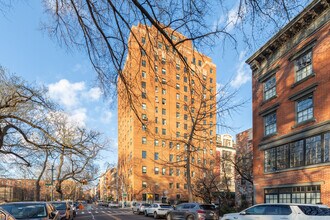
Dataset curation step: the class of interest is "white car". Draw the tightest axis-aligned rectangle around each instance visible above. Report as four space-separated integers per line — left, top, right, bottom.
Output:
221 203 330 220
145 203 173 219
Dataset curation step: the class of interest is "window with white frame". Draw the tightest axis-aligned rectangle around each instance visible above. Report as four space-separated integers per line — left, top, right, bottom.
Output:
295 50 313 82
142 137 147 144
264 76 276 100
297 96 313 123
142 166 147 173
264 112 277 136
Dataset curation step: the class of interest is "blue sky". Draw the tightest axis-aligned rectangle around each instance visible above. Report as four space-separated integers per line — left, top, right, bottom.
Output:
0 1 252 171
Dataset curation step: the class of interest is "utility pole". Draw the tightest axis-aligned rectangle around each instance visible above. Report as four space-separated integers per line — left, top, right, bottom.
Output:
48 165 54 201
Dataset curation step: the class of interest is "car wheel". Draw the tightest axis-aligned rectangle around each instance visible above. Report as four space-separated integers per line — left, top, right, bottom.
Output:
154 212 158 219
186 215 194 220
166 214 172 220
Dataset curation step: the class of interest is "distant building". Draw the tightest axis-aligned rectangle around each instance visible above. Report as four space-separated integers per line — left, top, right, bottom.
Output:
235 128 253 208
247 0 330 205
117 23 217 203
216 134 236 192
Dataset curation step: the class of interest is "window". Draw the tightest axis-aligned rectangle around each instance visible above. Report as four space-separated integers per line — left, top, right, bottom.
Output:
155 107 158 113
297 96 313 123
176 183 180 189
176 93 180 100
142 137 147 144
265 148 276 172
142 114 147 120
142 151 147 159
162 98 166 105
162 78 166 84
154 167 159 174
169 183 173 189
169 154 173 162
142 181 147 188
184 95 188 102
142 60 146 67
184 86 188 92
295 50 313 82
176 143 180 150
184 76 187 82
176 132 180 138
192 57 196 64
162 118 166 125
176 102 180 109
142 71 146 78
169 142 173 148
264 112 277 136
176 169 180 176
162 108 166 115
141 49 146 56
265 186 321 204
142 124 146 131
198 60 202 66
176 74 180 80
162 128 166 135
162 68 166 75
176 63 180 70
162 168 166 175
264 76 276 100
154 139 159 146
142 103 146 110
142 37 146 44
305 135 321 165
276 145 289 170
155 65 158 72
290 140 304 168
210 78 213 83
158 42 163 49
154 153 159 160
210 68 213 73
142 166 147 173
176 84 180 90
169 168 174 176
162 89 166 94
162 57 166 64
142 92 146 99
176 112 180 118
176 122 180 128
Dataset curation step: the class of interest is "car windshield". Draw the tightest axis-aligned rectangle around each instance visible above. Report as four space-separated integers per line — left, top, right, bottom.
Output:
0 203 47 219
160 205 172 208
52 203 67 210
142 204 151 207
200 205 216 210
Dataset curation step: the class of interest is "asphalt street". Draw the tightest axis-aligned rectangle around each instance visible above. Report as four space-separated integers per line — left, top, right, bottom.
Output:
75 205 157 220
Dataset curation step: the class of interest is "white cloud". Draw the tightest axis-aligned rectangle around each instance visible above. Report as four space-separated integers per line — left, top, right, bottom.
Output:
48 79 85 108
214 3 246 33
101 111 113 124
86 87 102 100
69 108 87 127
230 50 251 88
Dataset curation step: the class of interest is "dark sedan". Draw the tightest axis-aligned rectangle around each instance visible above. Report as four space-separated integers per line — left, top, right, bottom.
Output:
166 203 218 220
0 202 60 220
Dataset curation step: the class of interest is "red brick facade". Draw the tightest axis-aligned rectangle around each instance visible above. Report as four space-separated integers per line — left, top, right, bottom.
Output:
247 0 330 206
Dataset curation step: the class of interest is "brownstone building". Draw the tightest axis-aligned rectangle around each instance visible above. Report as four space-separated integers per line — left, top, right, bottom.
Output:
235 128 253 208
118 24 217 203
247 0 330 205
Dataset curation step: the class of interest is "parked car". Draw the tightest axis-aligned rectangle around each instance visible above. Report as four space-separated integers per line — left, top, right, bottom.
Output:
132 203 151 215
0 208 16 220
166 203 218 220
221 203 330 220
51 201 73 220
0 201 60 220
108 202 120 208
145 203 173 219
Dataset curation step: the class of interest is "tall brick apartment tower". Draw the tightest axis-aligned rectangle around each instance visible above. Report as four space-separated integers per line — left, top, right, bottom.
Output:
118 24 217 203
247 0 330 205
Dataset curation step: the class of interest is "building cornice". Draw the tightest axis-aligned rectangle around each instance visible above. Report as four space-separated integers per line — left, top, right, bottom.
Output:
246 0 330 71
